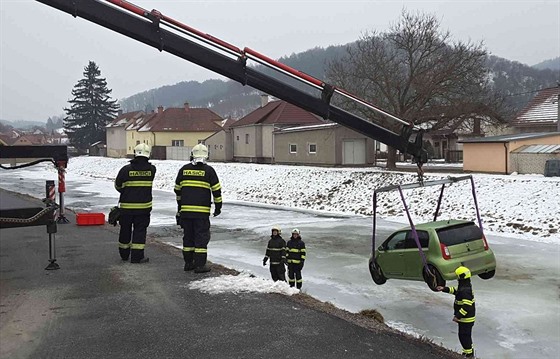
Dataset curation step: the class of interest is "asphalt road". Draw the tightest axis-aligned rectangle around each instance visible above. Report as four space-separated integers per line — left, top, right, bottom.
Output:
0 189 460 359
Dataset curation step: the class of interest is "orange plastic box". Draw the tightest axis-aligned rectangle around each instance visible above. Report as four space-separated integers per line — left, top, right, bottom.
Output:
76 213 106 226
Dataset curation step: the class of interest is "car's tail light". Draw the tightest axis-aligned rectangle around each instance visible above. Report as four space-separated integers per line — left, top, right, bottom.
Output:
440 243 451 260
482 234 489 250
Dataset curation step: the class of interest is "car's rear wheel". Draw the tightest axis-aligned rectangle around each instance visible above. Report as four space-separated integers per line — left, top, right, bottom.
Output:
478 269 495 280
423 265 445 291
369 259 387 285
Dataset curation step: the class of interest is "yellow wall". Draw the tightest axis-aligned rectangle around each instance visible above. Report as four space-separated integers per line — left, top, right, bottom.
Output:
125 131 216 156
154 132 215 147
463 134 560 174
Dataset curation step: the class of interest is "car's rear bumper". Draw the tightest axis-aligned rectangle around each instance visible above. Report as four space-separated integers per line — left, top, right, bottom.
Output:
438 250 496 280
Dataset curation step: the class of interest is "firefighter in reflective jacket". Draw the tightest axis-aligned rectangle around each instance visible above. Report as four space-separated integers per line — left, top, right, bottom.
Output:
114 143 156 263
174 144 222 273
262 226 286 282
437 266 476 357
286 228 306 289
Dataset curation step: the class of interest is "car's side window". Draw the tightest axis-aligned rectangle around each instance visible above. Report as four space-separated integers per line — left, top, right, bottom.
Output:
405 230 430 249
385 231 407 250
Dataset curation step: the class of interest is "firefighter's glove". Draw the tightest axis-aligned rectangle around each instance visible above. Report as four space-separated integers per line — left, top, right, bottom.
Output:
262 257 268 266
213 202 222 217
108 206 120 226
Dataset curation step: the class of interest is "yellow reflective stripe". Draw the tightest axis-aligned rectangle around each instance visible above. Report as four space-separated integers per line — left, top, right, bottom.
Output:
194 248 207 253
181 205 211 213
211 183 221 191
122 181 153 187
131 243 145 250
174 184 181 191
119 243 130 249
296 279 303 283
183 247 195 252
288 279 296 283
288 260 302 264
120 202 152 209
301 255 306 259
288 248 304 253
462 299 474 306
267 248 284 251
214 196 222 203
449 287 456 294
462 348 474 354
458 317 475 323
115 183 123 190
459 308 468 316
180 180 210 189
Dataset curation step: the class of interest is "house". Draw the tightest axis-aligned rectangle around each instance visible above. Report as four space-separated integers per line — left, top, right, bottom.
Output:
89 141 106 156
205 118 236 162
510 86 559 133
134 102 224 160
460 132 560 174
274 123 376 166
106 110 144 158
10 134 48 146
229 97 324 163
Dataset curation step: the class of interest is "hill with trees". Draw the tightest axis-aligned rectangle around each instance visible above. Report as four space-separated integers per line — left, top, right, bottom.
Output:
118 44 558 122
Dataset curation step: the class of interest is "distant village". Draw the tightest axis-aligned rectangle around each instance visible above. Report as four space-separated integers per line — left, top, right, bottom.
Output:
1 88 559 176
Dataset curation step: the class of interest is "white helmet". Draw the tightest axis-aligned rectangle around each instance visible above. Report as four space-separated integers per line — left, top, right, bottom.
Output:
134 143 151 158
272 226 281 234
292 228 300 235
191 143 208 163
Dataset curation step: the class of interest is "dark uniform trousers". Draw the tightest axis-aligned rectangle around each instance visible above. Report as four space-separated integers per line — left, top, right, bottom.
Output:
270 264 286 282
119 213 150 262
459 322 474 356
288 264 303 289
182 217 211 268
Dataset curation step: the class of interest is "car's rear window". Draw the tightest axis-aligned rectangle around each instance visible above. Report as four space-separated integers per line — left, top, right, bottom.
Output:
436 223 483 246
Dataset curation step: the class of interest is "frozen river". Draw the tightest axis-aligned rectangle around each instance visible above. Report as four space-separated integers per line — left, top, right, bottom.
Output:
1 166 559 359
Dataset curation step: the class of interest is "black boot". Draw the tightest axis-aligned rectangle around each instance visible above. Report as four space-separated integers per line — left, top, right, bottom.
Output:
184 263 195 271
131 258 149 264
194 265 211 273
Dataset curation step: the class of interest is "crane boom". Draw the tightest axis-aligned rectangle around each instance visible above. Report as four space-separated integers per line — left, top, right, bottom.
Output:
35 0 428 166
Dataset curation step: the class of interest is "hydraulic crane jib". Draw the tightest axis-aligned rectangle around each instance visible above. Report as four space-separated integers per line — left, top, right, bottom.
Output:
35 0 429 168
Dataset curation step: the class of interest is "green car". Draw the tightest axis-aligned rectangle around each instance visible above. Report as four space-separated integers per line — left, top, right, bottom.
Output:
369 219 496 291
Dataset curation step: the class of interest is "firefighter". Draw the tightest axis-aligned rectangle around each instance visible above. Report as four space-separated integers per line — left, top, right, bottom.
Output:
437 266 476 357
174 144 222 273
262 226 286 282
114 143 156 263
286 228 306 289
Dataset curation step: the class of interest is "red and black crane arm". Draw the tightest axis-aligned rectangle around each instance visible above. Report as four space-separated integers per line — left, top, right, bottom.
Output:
35 0 428 165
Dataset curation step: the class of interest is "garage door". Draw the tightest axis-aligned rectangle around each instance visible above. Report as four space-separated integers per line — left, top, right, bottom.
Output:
343 139 366 164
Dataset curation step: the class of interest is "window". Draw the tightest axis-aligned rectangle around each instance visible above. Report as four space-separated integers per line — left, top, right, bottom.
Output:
437 223 482 246
220 145 223 150
308 143 317 154
289 144 297 154
245 134 249 144
214 145 218 150
136 140 140 145
198 140 204 144
405 231 430 248
171 140 184 147
385 231 407 250
236 136 239 141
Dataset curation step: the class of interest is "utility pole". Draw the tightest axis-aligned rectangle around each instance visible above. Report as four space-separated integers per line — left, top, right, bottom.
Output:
557 82 559 132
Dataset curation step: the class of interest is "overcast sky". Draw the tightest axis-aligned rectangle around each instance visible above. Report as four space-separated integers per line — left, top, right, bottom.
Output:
1 0 559 122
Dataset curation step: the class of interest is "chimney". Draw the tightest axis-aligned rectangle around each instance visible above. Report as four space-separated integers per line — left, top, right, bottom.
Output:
260 94 269 108
184 102 190 112
157 105 164 114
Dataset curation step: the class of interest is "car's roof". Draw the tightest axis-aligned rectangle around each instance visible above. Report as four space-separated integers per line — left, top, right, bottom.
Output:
396 219 474 232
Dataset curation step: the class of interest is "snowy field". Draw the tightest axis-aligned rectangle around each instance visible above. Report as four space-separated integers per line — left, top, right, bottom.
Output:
66 156 559 242
1 156 559 359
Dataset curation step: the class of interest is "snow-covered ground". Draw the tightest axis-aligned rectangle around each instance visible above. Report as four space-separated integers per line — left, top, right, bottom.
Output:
1 156 559 359
67 156 559 242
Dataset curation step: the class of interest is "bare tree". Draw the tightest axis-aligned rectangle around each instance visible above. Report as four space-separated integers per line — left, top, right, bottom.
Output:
327 10 508 169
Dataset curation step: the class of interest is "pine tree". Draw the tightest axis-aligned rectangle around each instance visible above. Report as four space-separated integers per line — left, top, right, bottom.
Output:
64 61 119 150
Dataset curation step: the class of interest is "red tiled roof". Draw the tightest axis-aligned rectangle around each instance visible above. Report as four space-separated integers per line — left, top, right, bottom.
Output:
231 100 324 127
0 134 13 145
511 87 559 126
139 108 224 132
